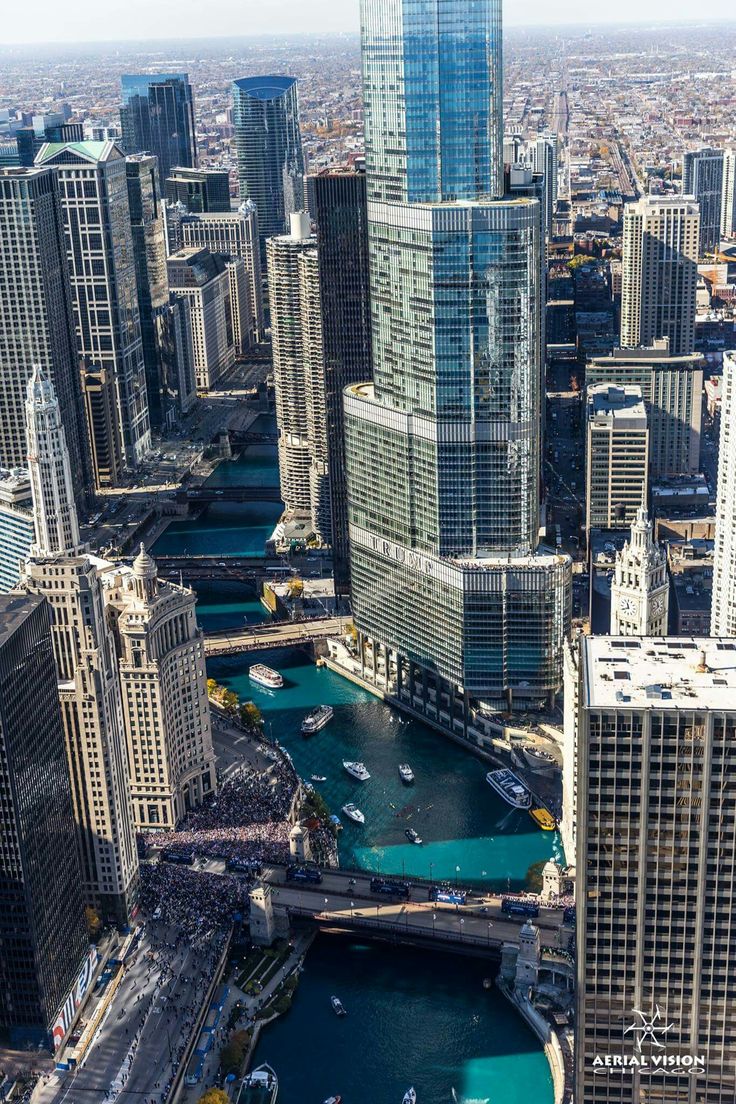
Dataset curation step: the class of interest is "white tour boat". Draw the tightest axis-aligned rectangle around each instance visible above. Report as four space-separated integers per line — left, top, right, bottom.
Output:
343 760 371 782
341 803 365 825
248 664 284 690
486 768 532 809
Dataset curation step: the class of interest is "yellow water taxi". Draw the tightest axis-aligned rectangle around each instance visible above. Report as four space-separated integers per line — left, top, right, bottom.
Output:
530 807 556 831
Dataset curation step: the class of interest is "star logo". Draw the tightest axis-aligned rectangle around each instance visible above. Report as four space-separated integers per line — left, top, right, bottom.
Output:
624 1006 675 1051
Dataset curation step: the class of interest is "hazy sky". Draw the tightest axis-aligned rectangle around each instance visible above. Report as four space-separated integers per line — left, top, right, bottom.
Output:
2 0 733 46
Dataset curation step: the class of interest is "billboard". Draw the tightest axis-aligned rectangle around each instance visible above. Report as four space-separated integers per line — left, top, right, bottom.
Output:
52 947 99 1050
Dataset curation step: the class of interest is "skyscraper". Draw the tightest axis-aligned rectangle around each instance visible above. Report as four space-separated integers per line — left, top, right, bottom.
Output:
609 506 669 635
585 384 649 531
532 132 558 239
620 196 700 356
167 247 239 390
310 165 372 594
165 166 231 213
120 73 197 189
126 154 169 428
0 167 90 498
22 369 138 924
0 592 89 1046
232 76 304 262
344 0 570 718
711 350 736 635
36 141 151 486
682 146 724 254
570 635 736 1103
720 147 736 239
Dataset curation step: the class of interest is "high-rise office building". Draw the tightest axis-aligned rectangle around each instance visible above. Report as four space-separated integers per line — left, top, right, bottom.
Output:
21 369 138 924
153 296 198 426
181 201 264 343
0 469 34 592
310 165 372 594
107 545 217 831
0 593 89 1046
36 141 151 487
711 350 736 636
682 146 724 254
570 635 736 1103
232 76 304 262
720 148 736 239
267 212 330 543
585 384 649 531
620 196 700 356
609 506 669 635
0 167 90 498
164 166 231 213
344 0 570 718
586 339 703 477
167 247 237 390
126 154 169 428
120 73 197 189
16 119 83 166
532 133 558 239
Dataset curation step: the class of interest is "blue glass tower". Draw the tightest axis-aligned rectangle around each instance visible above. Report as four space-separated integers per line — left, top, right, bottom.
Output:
344 0 570 716
120 74 197 189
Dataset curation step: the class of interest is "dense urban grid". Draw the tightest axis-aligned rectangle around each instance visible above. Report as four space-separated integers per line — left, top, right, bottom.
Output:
1 7 736 1104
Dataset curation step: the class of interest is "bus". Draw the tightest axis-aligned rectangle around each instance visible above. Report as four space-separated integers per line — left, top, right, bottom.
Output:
227 857 261 875
501 898 540 918
429 885 467 906
161 847 195 866
286 865 322 885
370 877 410 899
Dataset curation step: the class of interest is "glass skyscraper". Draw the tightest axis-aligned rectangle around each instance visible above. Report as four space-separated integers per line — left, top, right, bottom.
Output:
120 74 197 190
232 76 304 263
345 0 570 715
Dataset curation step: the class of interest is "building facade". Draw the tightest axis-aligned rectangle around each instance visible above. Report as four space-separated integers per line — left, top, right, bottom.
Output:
120 73 197 189
310 165 372 594
0 469 34 592
344 0 570 716
586 384 649 531
586 339 703 477
720 148 736 240
711 350 736 635
621 196 700 356
36 141 151 487
610 506 669 635
21 369 138 924
164 167 231 213
107 545 216 831
0 167 90 498
167 247 236 391
682 147 724 255
0 593 89 1046
572 635 736 1104
232 75 304 262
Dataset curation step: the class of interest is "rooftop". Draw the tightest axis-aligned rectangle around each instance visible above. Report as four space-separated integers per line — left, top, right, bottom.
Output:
587 383 647 426
0 593 45 652
583 635 736 710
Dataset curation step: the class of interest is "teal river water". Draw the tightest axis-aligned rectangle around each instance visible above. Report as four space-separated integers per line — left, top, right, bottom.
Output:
151 430 557 1103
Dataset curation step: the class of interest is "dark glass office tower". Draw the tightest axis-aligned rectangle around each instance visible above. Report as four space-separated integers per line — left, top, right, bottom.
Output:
232 75 304 262
164 166 231 213
310 166 372 595
16 121 83 166
0 593 88 1046
120 73 197 189
682 147 724 255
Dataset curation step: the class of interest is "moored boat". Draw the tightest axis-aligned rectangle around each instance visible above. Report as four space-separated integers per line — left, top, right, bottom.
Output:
331 995 347 1016
248 664 283 690
405 827 422 845
398 763 415 783
486 768 532 809
238 1063 278 1104
521 744 557 772
343 760 371 782
530 806 557 831
311 775 327 782
342 803 365 824
402 1090 417 1104
301 705 334 735
322 1097 342 1104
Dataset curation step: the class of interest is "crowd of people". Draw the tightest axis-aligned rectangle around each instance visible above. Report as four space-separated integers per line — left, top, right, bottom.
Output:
139 863 249 938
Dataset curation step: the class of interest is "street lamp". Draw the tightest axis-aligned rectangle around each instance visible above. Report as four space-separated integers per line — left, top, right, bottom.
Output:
455 864 460 888
459 917 465 942
350 901 354 920
432 912 437 937
487 922 492 946
429 861 434 884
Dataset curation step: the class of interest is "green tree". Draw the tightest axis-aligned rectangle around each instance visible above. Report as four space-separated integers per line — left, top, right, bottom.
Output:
198 1090 229 1104
219 1029 250 1076
85 906 102 940
239 701 263 729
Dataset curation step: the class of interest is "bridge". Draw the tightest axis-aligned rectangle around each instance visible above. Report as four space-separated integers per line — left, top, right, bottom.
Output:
230 429 278 445
155 555 277 581
176 486 282 504
203 616 347 656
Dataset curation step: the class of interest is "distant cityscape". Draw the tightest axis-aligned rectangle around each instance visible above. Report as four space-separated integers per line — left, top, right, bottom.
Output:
1 10 736 1104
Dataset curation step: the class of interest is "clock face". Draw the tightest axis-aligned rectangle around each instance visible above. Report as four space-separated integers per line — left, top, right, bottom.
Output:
619 596 637 617
651 596 665 616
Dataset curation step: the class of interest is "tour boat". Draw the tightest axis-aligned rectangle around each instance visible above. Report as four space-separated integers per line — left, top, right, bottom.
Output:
521 745 557 772
398 763 415 783
405 828 422 845
301 705 334 735
485 768 532 809
343 760 371 782
239 1063 278 1104
341 803 365 824
331 995 347 1016
248 664 284 690
530 807 557 831
402 1091 417 1104
310 775 327 783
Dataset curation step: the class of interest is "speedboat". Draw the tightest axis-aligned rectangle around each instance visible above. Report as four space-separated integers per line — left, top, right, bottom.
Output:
343 760 370 782
310 775 327 783
530 807 557 831
329 814 343 831
402 1091 417 1104
239 1063 278 1104
486 768 532 809
405 827 422 845
301 705 334 735
323 1097 342 1104
248 664 283 690
331 995 347 1016
342 803 365 824
398 763 414 783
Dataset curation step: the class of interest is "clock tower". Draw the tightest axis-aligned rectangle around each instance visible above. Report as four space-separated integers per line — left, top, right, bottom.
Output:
610 506 669 636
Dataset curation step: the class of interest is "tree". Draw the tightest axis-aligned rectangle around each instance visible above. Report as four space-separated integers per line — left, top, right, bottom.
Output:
199 1090 229 1104
239 701 263 729
206 678 217 695
219 1029 250 1076
85 906 102 940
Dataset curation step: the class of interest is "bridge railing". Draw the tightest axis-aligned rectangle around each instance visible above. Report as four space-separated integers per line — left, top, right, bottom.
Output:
287 905 501 950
